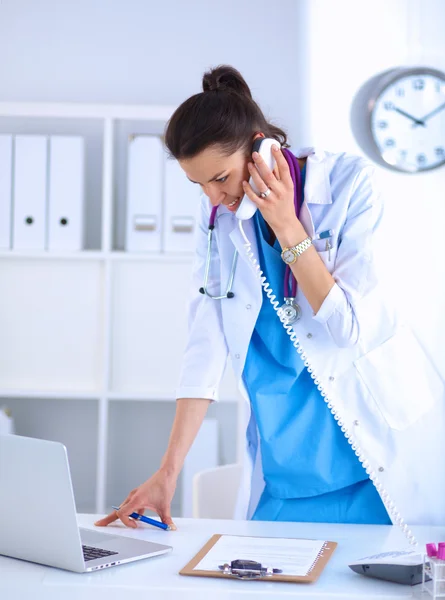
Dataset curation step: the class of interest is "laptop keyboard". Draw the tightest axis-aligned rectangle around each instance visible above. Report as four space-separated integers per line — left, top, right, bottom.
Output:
82 545 119 562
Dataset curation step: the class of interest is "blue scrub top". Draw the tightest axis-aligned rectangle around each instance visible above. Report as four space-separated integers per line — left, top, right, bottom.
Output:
242 163 369 500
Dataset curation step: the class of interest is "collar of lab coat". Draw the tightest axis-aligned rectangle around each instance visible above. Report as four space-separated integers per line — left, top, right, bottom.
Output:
294 147 332 205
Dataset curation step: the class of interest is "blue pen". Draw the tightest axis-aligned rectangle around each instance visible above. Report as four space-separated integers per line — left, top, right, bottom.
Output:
112 506 170 531
313 229 334 240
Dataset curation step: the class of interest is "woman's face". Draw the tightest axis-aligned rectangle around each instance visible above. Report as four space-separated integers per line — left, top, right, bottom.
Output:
179 144 250 213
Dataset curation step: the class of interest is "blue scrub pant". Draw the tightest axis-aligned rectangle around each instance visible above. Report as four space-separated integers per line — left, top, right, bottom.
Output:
251 478 391 525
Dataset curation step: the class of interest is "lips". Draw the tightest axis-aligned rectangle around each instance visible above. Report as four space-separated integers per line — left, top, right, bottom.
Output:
225 198 241 212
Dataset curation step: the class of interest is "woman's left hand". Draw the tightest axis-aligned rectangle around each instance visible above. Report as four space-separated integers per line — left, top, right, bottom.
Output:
242 145 301 239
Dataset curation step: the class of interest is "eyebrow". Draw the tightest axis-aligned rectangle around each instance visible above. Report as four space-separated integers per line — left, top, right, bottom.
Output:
187 171 226 185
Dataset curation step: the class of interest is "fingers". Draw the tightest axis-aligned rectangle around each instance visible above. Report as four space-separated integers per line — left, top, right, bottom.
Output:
247 161 269 196
270 145 292 184
242 180 265 211
94 511 119 527
158 507 177 531
251 152 277 189
135 504 177 531
95 508 137 529
95 490 140 529
95 506 177 531
251 145 292 191
114 500 139 529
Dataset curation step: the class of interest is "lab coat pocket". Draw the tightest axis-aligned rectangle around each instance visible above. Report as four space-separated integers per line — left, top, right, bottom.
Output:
313 240 337 274
354 325 444 431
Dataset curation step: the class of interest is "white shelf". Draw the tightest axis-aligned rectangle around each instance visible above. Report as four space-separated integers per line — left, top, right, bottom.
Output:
0 250 104 260
107 391 176 402
0 102 177 120
0 250 195 262
107 391 238 402
0 389 101 400
0 389 238 403
0 101 242 519
109 251 193 262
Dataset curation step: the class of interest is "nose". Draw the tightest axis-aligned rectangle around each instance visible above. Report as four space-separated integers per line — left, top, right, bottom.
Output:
204 184 225 207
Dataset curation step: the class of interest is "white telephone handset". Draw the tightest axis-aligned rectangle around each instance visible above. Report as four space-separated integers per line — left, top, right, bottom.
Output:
236 137 280 220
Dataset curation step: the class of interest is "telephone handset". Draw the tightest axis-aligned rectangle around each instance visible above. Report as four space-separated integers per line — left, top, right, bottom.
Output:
236 137 280 220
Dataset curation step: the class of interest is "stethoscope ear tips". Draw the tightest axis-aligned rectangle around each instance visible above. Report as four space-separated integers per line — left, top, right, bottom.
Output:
199 287 205 294
227 292 235 298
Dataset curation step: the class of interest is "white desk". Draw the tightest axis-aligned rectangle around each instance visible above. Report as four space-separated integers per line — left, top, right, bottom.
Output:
1 514 443 599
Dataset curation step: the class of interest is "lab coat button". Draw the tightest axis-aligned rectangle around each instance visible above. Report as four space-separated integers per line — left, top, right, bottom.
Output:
235 354 240 359
246 304 251 309
329 376 335 382
353 420 360 426
378 466 384 472
306 333 313 339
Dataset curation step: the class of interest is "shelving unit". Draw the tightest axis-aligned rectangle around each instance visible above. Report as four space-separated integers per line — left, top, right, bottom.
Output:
0 102 241 516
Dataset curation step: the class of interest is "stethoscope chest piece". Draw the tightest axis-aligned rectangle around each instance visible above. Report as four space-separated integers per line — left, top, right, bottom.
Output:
278 297 301 325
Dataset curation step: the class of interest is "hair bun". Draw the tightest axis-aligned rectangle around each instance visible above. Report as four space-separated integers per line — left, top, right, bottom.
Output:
202 65 252 99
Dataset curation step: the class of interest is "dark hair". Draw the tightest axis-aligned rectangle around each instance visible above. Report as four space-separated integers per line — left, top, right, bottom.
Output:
164 65 289 160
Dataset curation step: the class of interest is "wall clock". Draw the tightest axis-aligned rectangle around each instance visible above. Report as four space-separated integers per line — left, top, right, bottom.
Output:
351 67 445 173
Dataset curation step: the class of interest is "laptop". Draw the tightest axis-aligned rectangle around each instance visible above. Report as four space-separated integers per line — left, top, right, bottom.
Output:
0 434 172 572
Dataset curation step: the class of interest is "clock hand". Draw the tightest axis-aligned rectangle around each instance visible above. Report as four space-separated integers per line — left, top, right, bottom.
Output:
414 101 445 126
393 106 425 127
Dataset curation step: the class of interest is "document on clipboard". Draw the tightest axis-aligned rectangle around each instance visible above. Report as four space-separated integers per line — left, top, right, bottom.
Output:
180 534 337 583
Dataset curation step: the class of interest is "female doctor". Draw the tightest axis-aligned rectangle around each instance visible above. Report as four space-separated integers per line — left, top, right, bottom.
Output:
96 65 445 535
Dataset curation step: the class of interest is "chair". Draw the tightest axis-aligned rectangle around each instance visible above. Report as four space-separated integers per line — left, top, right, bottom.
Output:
192 463 243 519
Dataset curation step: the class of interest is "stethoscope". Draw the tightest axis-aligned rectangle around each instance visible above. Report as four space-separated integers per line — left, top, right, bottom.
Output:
199 148 303 324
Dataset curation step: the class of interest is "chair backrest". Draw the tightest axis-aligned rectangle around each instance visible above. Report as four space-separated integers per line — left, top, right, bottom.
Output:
192 463 243 519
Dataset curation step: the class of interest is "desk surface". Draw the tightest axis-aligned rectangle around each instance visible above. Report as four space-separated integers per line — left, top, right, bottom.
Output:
1 514 442 600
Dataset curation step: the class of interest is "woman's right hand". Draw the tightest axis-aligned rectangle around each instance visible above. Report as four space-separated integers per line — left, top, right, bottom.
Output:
94 469 178 530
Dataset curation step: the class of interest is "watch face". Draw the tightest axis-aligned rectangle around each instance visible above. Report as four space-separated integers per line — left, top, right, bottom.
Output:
370 68 445 172
282 249 295 264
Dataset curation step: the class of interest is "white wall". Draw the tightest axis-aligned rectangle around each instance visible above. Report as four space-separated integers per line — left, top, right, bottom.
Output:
0 0 307 145
305 0 445 377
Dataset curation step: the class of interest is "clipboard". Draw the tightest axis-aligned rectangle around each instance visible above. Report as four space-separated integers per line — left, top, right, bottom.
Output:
179 534 337 583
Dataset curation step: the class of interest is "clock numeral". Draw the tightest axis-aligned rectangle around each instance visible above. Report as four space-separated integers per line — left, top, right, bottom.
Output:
435 81 442 93
384 101 394 111
378 121 388 129
413 78 425 91
416 153 427 164
384 138 396 147
396 87 405 97
399 150 408 160
435 147 445 157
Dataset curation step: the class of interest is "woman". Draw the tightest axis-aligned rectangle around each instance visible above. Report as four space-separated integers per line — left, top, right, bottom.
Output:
96 65 444 534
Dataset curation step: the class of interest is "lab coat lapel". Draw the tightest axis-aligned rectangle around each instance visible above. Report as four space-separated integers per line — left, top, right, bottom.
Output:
228 214 261 273
299 202 315 239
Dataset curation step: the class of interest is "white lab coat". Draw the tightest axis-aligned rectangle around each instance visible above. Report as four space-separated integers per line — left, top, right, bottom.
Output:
176 147 445 528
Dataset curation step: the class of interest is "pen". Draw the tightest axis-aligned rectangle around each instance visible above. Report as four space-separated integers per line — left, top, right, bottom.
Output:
112 506 170 531
313 229 334 241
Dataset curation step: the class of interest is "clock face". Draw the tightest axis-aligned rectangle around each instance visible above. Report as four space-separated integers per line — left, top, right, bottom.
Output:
370 69 445 172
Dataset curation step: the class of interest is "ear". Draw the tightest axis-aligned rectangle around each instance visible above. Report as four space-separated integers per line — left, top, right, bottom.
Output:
252 132 265 141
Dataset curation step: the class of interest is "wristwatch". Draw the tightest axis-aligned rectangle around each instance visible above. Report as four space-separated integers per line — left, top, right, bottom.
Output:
281 236 312 265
